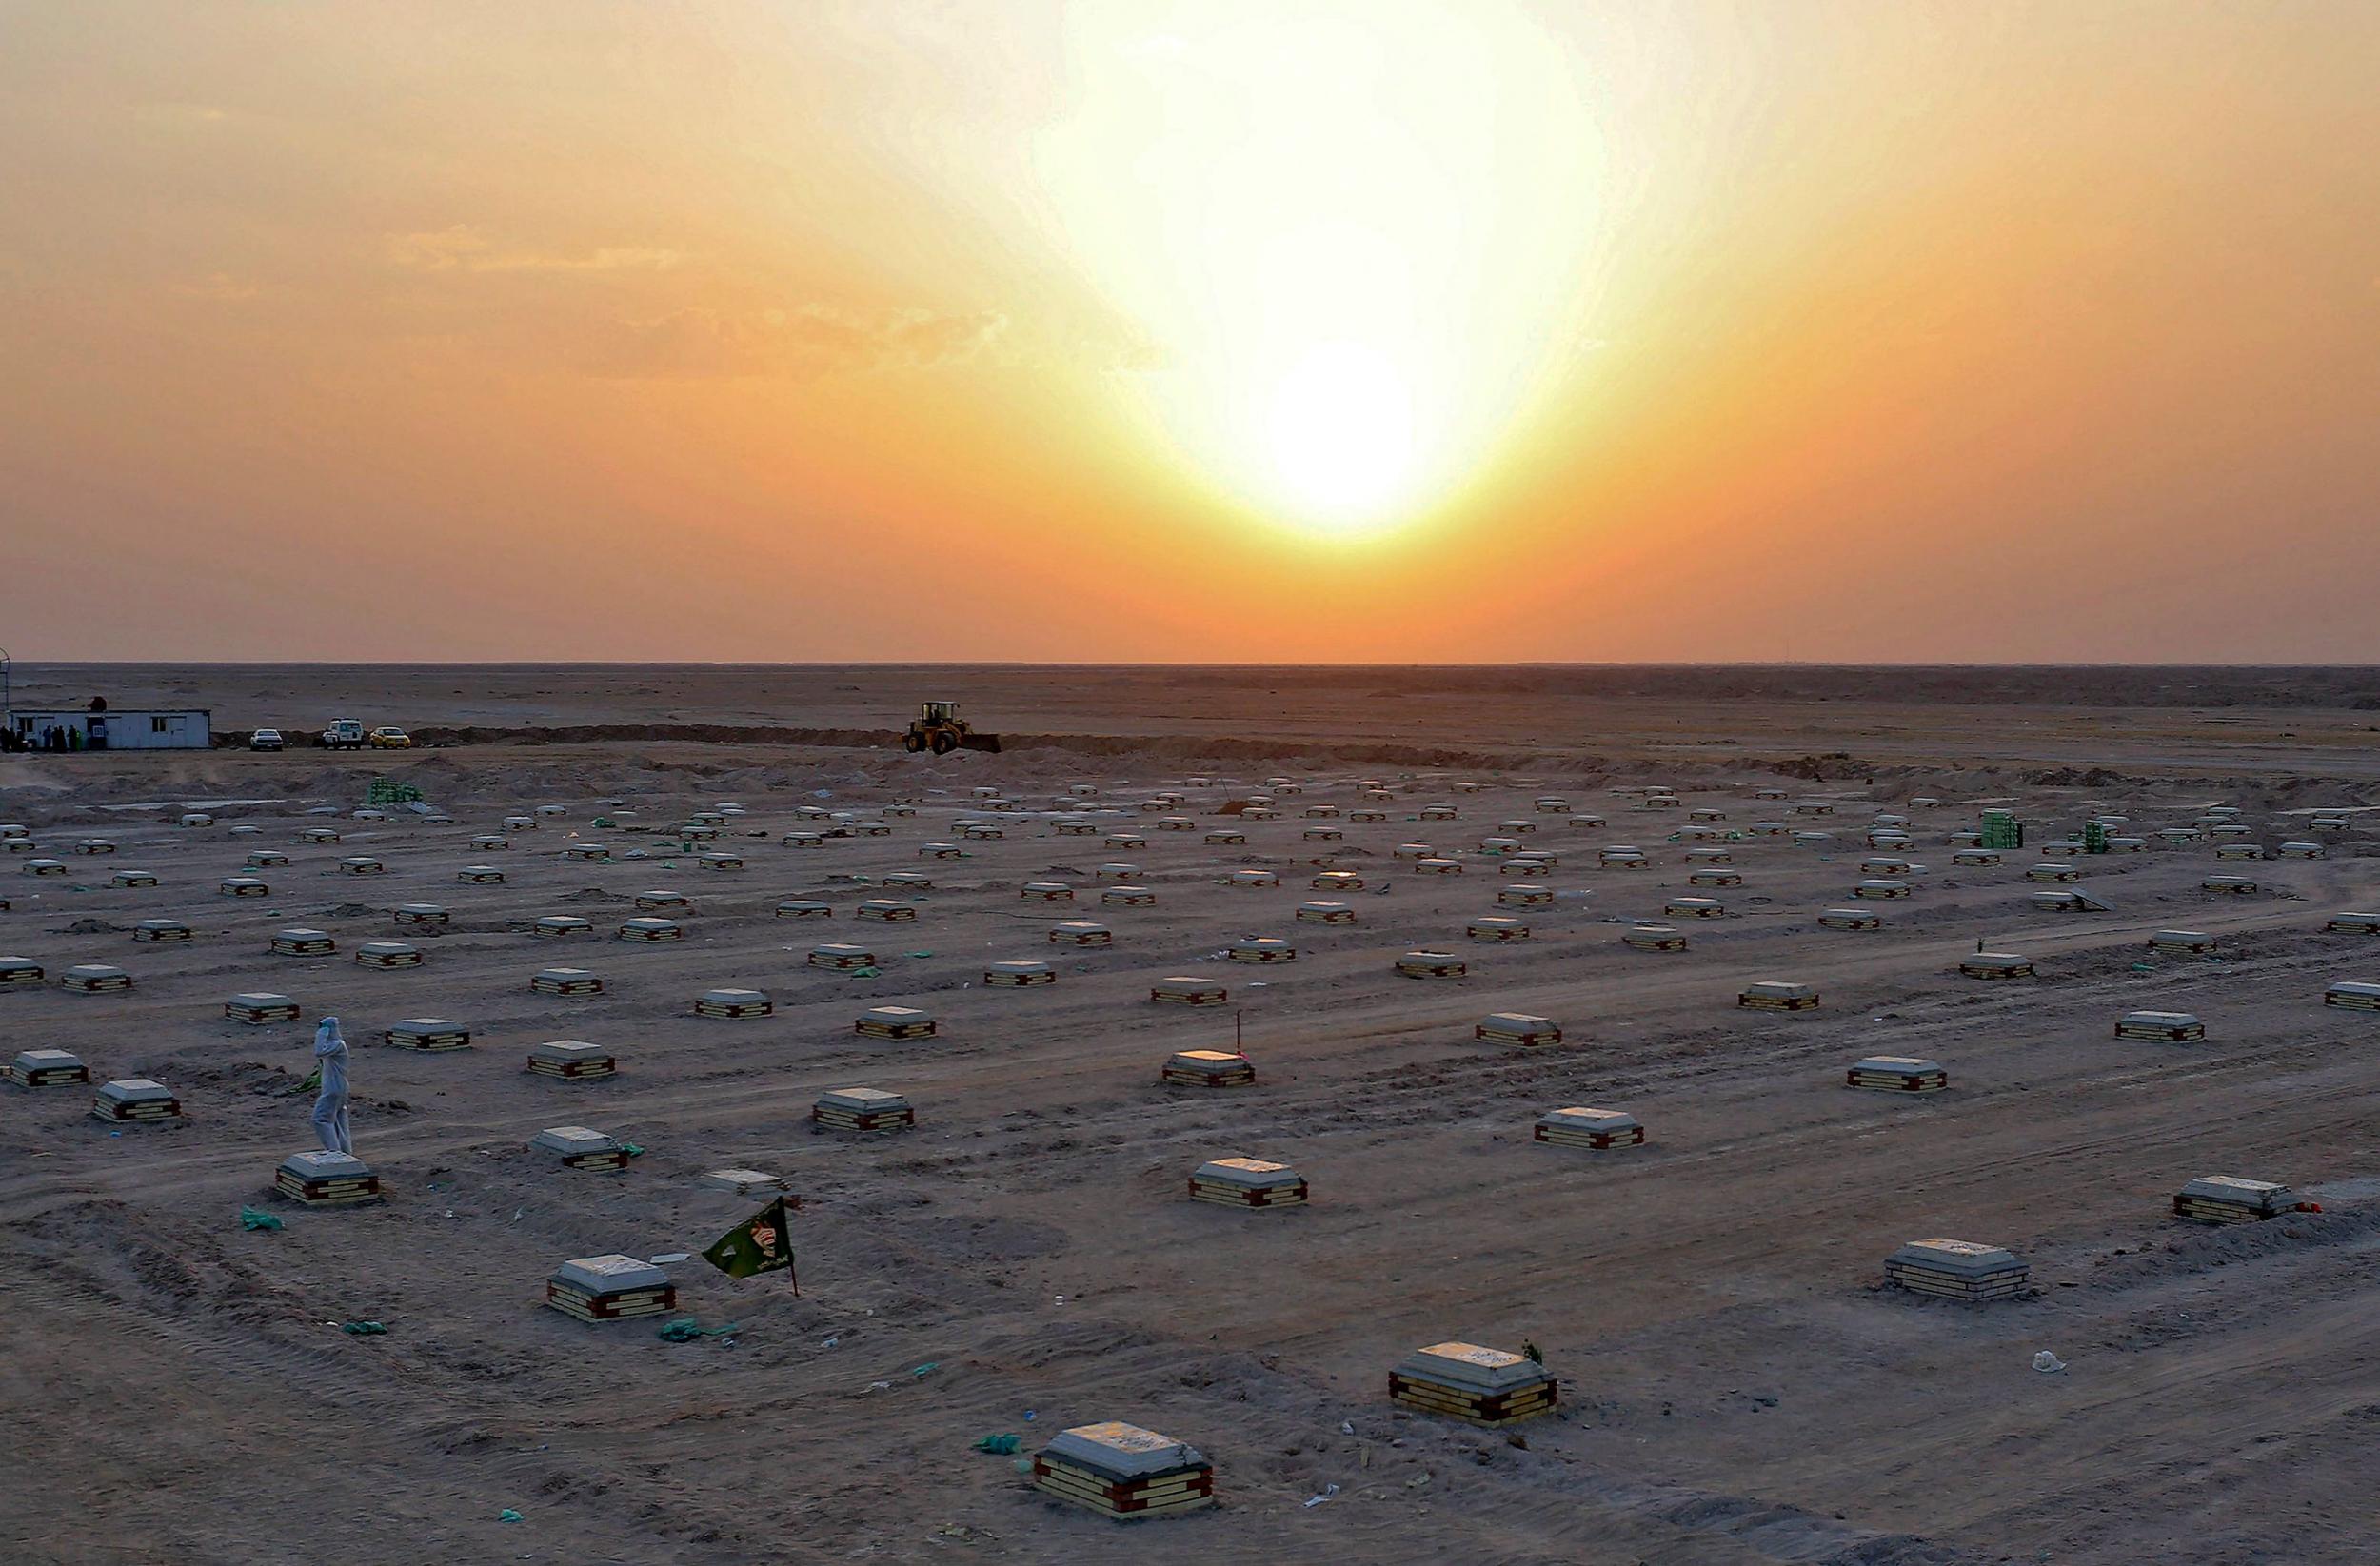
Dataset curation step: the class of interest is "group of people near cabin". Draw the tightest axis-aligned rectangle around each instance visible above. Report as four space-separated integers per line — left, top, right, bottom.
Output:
3 724 91 751
8 698 114 751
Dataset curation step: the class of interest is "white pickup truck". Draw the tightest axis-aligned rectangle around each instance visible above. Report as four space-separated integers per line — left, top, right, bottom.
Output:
319 718 367 749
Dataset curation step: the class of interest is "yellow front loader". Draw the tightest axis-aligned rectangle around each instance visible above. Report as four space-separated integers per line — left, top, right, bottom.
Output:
902 701 1001 755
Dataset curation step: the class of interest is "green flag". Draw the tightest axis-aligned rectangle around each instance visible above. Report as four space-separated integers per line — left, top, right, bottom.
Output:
704 1196 798 1288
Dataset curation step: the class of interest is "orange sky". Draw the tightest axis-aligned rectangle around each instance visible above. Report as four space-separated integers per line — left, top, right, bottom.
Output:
2 2 2374 662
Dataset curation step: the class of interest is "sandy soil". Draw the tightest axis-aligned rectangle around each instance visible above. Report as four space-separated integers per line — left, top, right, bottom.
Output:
3 665 2377 1565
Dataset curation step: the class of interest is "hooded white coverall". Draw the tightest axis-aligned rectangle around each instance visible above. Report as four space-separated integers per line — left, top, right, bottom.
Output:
310 1017 352 1155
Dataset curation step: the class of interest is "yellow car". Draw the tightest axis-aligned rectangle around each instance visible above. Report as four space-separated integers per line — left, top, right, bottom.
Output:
367 726 412 749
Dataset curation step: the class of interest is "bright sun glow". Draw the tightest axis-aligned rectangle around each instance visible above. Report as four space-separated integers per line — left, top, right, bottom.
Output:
1036 2 1600 537
1269 342 1415 526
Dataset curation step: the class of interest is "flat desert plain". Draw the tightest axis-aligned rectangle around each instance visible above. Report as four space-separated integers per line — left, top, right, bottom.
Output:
3 664 2377 1566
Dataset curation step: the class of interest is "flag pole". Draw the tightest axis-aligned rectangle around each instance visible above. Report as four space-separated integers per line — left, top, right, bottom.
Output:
785 1196 801 1297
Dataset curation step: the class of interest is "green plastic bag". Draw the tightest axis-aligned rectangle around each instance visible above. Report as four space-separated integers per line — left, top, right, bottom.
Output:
239 1206 283 1232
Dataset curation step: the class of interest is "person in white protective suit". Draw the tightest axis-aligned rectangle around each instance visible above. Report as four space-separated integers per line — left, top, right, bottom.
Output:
309 1016 353 1155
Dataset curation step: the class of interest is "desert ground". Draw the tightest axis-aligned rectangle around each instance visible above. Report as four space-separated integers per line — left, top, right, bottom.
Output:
3 664 2378 1566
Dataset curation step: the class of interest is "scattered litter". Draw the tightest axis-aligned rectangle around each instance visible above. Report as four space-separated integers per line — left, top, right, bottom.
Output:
239 1206 283 1232
905 950 935 959
1339 1421 1354 1436
497 1509 523 1523
822 1336 840 1349
2033 1351 2066 1373
657 1318 739 1343
648 1252 690 1265
341 1319 387 1336
1303 1483 1341 1508
973 1433 1022 1454
911 1361 940 1378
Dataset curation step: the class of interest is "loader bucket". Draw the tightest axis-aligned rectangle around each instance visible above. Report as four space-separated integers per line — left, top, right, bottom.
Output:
961 731 1002 754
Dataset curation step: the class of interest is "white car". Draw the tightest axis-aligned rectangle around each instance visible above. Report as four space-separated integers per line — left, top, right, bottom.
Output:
248 728 285 752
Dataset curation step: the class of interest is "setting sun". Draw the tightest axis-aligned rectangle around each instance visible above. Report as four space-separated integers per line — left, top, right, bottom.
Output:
1266 341 1416 530
1036 1 1601 538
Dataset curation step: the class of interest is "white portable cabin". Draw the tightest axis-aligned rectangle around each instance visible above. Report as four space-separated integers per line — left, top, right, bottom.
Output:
10 708 211 750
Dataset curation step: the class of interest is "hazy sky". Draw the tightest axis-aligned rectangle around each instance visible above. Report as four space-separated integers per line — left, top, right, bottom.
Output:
2 1 2375 662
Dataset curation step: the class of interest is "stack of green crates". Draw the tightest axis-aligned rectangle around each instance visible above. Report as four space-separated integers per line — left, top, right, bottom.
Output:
1980 810 2023 851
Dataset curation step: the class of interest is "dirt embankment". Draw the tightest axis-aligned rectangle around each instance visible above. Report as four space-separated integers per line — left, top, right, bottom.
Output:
170 724 2380 807
365 724 1598 775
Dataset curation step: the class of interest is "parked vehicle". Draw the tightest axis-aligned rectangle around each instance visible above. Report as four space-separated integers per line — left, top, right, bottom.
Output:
248 727 285 752
319 719 367 749
367 726 412 749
